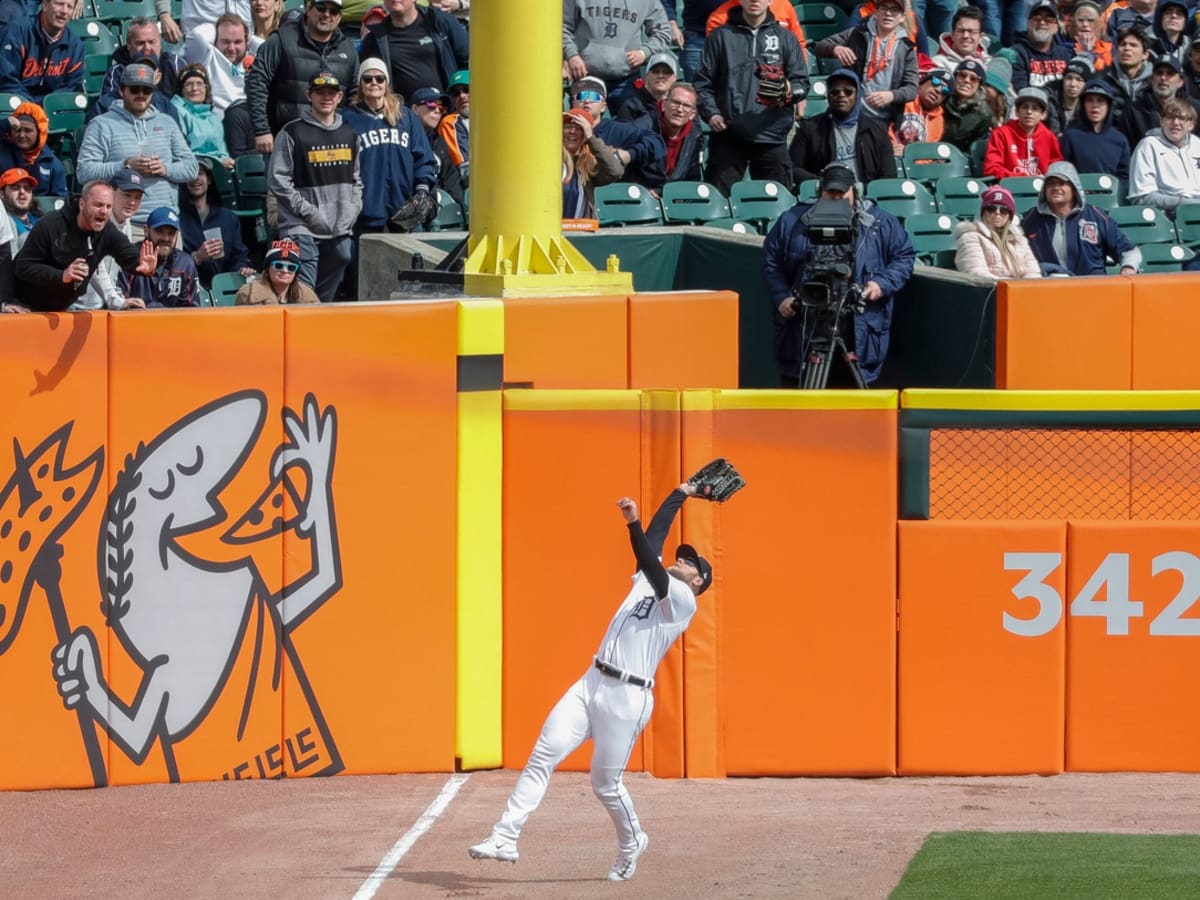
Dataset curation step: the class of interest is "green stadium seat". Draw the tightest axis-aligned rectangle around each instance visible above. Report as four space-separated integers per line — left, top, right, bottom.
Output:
593 183 663 227
902 141 970 187
729 179 796 234
935 176 988 217
905 213 960 266
660 181 731 225
1077 172 1122 211
43 92 88 154
794 3 847 27
68 18 119 55
1173 203 1200 247
209 272 246 307
704 217 757 234
95 0 156 31
232 153 269 218
796 178 819 202
430 188 466 230
84 52 112 98
865 178 936 218
1106 205 1177 246
0 93 22 114
968 137 988 177
998 176 1044 215
1138 243 1194 272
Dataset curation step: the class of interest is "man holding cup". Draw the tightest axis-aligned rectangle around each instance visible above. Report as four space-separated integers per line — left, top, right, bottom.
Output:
179 156 254 289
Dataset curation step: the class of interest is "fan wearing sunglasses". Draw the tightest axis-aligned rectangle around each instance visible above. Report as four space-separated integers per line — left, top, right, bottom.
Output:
76 61 200 224
954 185 1042 280
245 0 358 154
236 239 319 304
268 70 362 301
358 0 469 105
790 69 896 188
890 66 949 152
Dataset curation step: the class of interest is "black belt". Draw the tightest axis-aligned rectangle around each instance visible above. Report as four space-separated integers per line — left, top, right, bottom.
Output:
594 657 654 689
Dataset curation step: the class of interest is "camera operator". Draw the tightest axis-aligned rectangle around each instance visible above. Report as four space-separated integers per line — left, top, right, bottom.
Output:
762 163 915 387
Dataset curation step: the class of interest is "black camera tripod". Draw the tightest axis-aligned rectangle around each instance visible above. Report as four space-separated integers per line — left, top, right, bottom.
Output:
800 295 868 389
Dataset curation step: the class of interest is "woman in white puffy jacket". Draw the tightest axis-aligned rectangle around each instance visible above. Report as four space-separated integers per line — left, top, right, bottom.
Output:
954 185 1042 280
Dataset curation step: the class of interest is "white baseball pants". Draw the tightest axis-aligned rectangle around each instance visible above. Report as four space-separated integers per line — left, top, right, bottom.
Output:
492 666 654 854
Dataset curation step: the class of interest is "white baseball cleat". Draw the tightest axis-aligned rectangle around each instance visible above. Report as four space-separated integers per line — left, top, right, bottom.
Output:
468 835 519 863
607 831 649 881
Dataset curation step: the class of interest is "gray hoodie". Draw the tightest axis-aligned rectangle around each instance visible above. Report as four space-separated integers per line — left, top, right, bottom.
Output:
563 0 672 82
76 102 199 223
269 107 363 239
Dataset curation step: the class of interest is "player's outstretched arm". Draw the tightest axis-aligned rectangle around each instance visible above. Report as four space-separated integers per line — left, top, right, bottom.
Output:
617 496 670 598
643 483 695 555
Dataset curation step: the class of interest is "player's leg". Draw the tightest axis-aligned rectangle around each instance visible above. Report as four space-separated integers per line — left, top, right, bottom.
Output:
471 676 591 860
589 682 654 879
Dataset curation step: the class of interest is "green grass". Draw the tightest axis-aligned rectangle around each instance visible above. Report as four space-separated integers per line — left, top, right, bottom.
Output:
889 832 1200 900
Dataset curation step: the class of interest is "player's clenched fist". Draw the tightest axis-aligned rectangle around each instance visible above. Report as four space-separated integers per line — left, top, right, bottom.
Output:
616 497 638 523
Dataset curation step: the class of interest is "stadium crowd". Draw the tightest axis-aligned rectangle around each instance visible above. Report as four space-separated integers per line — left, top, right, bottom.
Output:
1 0 1199 313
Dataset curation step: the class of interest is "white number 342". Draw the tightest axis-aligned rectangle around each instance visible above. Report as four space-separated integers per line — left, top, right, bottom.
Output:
1003 551 1200 637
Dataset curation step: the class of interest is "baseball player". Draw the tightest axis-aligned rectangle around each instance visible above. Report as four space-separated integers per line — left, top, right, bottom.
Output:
468 480 713 881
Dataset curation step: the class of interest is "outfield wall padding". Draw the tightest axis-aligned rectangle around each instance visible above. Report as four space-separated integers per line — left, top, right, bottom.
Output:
897 521 1066 776
1065 522 1200 773
710 391 899 776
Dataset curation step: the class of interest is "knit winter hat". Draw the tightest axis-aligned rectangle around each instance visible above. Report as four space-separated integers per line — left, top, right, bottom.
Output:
985 56 1013 94
1064 56 1093 80
981 185 1016 215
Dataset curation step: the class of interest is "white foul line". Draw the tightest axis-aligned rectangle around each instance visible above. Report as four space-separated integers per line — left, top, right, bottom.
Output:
352 773 471 900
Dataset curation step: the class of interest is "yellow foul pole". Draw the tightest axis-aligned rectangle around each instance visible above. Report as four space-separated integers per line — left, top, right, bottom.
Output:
464 0 634 297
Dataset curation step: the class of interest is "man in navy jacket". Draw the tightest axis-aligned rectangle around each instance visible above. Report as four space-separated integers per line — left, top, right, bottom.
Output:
1021 160 1142 276
0 0 84 102
763 164 915 387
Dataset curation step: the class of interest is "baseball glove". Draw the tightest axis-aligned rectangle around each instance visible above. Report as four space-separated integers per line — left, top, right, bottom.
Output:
390 189 439 232
686 458 746 502
754 63 791 107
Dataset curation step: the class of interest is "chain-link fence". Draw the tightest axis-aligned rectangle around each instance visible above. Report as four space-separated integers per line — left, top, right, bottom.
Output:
928 428 1200 520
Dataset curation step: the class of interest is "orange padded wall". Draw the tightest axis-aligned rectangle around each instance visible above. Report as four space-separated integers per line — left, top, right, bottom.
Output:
628 291 739 389
708 392 898 775
503 295 628 389
997 278 1131 389
0 313 109 790
1065 521 1200 772
1131 274 1200 389
500 392 645 773
898 520 1066 775
283 303 459 774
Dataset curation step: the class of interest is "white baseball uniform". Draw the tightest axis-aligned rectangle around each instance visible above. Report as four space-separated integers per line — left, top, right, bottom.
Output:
489 490 698 856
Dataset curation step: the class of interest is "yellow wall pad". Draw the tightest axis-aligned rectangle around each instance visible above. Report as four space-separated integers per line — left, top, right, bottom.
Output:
710 389 899 411
902 389 1200 412
456 301 504 769
503 389 642 411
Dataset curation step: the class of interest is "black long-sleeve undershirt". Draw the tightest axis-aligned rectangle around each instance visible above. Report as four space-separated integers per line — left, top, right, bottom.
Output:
626 488 687 599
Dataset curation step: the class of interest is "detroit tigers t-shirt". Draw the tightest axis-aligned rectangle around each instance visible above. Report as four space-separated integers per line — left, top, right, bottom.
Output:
594 570 697 682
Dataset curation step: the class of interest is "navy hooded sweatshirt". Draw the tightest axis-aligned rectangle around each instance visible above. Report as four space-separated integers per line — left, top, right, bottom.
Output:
1059 80 1131 179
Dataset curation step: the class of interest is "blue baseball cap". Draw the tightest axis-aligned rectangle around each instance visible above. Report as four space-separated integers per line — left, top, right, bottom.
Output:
146 206 180 230
110 169 145 193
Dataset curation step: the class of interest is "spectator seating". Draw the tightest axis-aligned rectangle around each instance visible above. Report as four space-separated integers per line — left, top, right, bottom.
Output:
0 94 21 113
934 176 988 217
232 153 269 219
430 188 466 230
84 53 112 99
95 0 157 33
865 178 936 218
795 2 848 43
593 183 664 227
209 272 247 307
905 212 960 264
1106 205 1176 246
806 78 829 117
1138 243 1192 272
1078 172 1122 211
660 181 732 225
208 162 238 208
968 137 988 177
1174 203 1200 247
729 179 796 234
68 18 119 55
705 218 756 234
796 179 819 202
902 142 971 188
43 92 88 156
998 176 1044 215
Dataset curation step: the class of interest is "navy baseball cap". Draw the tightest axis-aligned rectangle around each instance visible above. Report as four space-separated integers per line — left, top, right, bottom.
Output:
675 543 713 595
111 169 145 193
410 86 448 106
146 206 180 230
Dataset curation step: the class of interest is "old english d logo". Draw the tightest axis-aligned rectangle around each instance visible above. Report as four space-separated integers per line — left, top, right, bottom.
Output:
46 391 344 785
631 594 656 620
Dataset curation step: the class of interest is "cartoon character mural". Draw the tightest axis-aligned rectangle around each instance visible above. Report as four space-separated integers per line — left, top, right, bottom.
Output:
2 390 343 786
